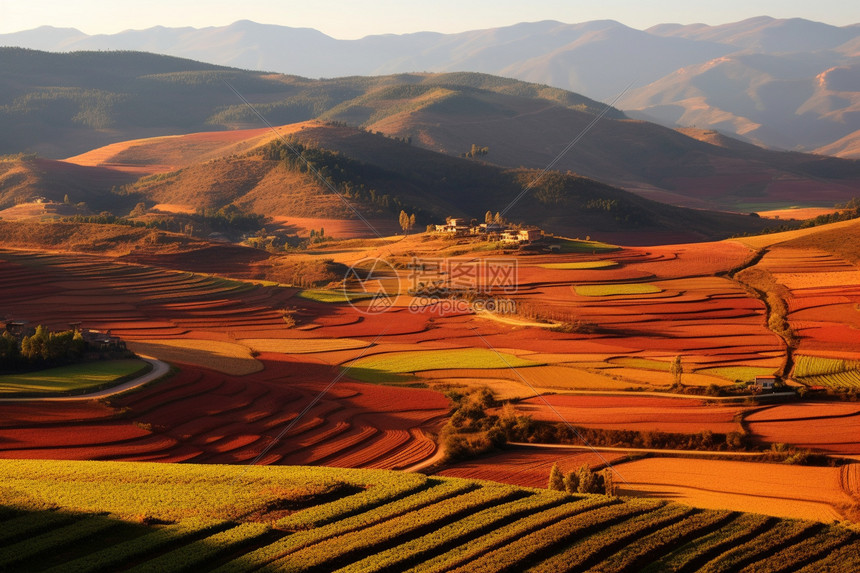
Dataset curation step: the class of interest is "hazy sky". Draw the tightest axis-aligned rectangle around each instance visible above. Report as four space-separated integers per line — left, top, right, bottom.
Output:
1 0 858 37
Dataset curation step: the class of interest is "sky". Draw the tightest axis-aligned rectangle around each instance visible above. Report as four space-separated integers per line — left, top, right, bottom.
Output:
1 0 858 37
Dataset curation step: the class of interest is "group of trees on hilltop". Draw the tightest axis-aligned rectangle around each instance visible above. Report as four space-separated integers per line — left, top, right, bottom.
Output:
258 139 429 224
399 210 416 233
0 326 86 370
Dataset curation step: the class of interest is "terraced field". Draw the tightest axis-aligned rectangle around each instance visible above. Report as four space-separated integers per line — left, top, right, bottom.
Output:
750 247 860 362
0 459 857 573
2 235 860 540
0 250 446 469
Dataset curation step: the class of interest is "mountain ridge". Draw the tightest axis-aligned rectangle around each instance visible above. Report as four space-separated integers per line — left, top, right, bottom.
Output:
3 17 858 153
2 49 859 214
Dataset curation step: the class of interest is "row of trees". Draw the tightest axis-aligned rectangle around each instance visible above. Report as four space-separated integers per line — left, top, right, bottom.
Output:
0 326 86 370
548 462 614 495
399 210 417 233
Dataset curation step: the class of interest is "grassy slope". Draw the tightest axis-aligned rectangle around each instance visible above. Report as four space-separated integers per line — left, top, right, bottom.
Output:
0 459 856 572
0 359 147 395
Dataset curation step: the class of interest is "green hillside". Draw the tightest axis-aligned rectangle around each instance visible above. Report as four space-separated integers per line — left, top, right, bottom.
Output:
0 459 856 572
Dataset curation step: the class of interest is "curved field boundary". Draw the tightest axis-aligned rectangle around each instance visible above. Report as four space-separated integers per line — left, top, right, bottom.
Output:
0 357 169 402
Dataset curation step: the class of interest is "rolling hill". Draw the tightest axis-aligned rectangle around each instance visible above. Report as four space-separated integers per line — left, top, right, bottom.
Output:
41 120 794 244
3 49 860 215
3 17 858 153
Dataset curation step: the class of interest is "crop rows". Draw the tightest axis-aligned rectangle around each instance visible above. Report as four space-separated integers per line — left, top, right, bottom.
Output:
798 370 860 389
794 355 860 380
216 479 474 572
795 539 860 572
127 522 272 573
264 485 522 572
43 519 225 573
642 513 773 572
739 524 856 573
586 510 734 572
527 503 696 572
339 490 565 572
1 460 858 572
0 515 120 569
696 519 819 572
450 499 664 573
404 494 609 573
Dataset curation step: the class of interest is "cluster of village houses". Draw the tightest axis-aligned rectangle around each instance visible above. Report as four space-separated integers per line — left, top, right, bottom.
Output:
434 217 543 244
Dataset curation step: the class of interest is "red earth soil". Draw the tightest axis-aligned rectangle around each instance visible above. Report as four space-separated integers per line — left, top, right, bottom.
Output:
513 394 749 434
745 403 860 455
0 357 448 468
437 447 628 488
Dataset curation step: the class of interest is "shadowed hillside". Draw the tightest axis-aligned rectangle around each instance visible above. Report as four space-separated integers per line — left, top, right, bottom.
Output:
47 121 791 243
2 49 859 215
3 17 858 154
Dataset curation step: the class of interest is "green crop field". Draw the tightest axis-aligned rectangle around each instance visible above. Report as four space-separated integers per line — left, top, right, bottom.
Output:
345 349 543 383
538 260 618 270
0 460 855 572
793 355 860 389
0 359 148 395
297 289 377 304
555 239 620 253
574 284 662 297
696 366 777 383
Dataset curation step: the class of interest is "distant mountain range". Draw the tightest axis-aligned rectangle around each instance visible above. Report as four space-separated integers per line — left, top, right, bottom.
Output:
2 17 859 155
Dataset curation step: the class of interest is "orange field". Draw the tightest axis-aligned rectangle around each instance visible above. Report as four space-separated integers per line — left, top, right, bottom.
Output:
513 394 748 434
615 457 857 522
750 247 860 356
745 403 860 455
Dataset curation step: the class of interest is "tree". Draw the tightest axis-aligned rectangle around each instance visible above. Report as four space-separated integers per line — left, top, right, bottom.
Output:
0 331 20 367
485 210 493 224
548 462 565 491
129 202 148 217
670 355 683 386
576 464 598 494
399 210 409 233
494 211 503 224
63 194 71 205
408 213 416 231
602 469 615 496
563 470 579 493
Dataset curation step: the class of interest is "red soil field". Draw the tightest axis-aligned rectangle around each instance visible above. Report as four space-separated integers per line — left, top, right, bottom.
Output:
64 125 293 173
438 448 627 488
0 358 448 469
749 248 860 357
614 456 856 522
512 394 748 434
745 403 860 455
